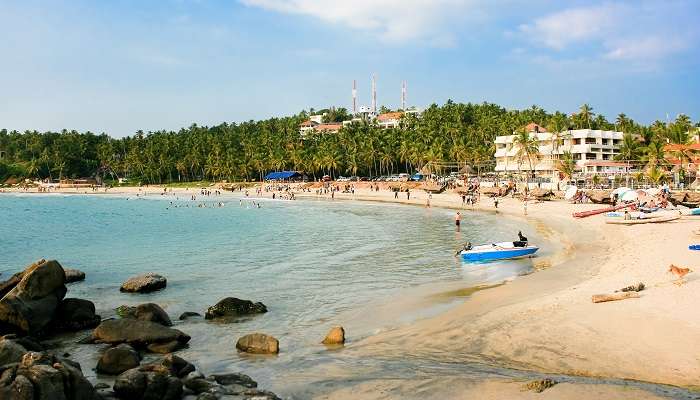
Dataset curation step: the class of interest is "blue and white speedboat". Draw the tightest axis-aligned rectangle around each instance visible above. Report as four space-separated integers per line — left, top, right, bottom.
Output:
460 242 539 262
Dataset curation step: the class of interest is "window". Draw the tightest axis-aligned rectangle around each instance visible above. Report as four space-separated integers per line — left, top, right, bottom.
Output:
586 153 597 160
585 138 597 144
573 139 582 145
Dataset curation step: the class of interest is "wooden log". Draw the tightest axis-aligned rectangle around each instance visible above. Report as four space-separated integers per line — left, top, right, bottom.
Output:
592 292 640 303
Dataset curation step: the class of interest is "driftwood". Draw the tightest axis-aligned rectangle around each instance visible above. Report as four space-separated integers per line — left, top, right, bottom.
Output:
592 292 640 303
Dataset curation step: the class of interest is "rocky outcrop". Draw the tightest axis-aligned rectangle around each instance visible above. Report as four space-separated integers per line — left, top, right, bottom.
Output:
0 259 67 335
0 351 98 400
64 269 86 283
178 312 201 321
113 367 182 400
50 298 101 332
182 371 280 400
321 326 345 345
235 333 279 354
91 319 190 353
0 336 28 365
0 271 26 299
204 297 267 320
117 303 172 326
120 273 167 293
96 344 141 375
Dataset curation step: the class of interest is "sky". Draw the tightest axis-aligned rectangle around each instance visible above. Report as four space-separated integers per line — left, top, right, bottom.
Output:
0 0 698 137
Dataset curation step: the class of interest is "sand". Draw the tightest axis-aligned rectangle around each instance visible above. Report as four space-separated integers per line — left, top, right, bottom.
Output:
3 182 700 398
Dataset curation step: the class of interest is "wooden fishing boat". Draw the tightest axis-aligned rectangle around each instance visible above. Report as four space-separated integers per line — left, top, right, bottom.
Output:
605 215 680 225
573 203 635 218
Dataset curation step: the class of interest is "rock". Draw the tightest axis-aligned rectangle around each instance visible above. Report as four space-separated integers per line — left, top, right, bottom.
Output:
204 298 267 320
0 336 28 365
92 319 190 352
94 383 110 389
179 312 201 321
96 344 141 375
120 273 167 293
241 389 282 400
524 378 557 393
64 269 86 283
321 326 345 345
147 341 184 354
0 259 67 335
0 351 99 400
235 333 279 354
118 303 172 326
156 354 195 378
51 298 102 332
113 367 183 400
0 270 27 299
183 378 218 394
210 372 257 388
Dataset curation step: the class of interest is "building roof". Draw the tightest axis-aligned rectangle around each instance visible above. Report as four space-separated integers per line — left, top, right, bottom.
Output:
583 161 629 167
377 112 404 121
525 123 547 133
315 123 342 131
300 120 318 127
664 143 700 152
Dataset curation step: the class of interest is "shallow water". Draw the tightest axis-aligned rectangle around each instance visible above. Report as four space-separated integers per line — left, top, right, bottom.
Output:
0 193 544 387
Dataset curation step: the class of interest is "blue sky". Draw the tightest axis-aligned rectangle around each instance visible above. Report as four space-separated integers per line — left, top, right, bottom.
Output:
0 0 698 136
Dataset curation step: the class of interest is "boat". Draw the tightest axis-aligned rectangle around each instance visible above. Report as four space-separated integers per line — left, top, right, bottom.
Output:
680 208 700 216
689 245 700 251
605 215 680 225
461 242 539 262
573 203 635 218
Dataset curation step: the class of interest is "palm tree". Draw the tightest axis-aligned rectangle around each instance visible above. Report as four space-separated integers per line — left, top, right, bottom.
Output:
578 104 594 129
556 151 576 183
513 128 540 188
646 165 666 185
641 141 666 169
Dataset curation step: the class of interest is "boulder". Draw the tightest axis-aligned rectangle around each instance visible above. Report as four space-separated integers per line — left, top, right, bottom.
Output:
0 259 67 335
178 312 201 321
113 367 183 400
0 336 28 365
96 344 141 375
117 303 172 326
64 269 86 283
51 298 101 332
120 273 167 293
210 372 257 388
321 326 345 345
0 351 98 400
0 270 26 299
92 319 190 352
235 333 279 354
204 297 267 320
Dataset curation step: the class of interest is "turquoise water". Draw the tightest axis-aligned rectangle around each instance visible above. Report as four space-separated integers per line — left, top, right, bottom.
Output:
0 193 538 394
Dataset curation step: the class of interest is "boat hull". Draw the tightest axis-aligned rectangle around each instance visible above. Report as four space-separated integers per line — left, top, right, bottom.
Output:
461 246 539 262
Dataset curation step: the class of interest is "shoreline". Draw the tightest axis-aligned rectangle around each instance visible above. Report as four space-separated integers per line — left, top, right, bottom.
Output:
2 184 699 398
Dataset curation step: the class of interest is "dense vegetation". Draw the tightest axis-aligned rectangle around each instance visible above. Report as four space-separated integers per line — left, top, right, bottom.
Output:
0 101 697 184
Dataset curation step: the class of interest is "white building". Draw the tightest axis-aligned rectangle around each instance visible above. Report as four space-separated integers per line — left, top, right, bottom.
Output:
376 111 403 129
494 123 624 182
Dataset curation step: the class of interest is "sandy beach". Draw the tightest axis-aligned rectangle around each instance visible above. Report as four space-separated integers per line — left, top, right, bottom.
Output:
3 183 699 398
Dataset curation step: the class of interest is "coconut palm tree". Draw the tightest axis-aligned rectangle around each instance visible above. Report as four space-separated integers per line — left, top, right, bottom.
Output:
556 151 577 183
513 128 540 187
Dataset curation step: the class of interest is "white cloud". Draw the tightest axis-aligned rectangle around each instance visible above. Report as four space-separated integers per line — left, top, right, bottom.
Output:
239 0 478 45
517 2 693 62
518 4 620 50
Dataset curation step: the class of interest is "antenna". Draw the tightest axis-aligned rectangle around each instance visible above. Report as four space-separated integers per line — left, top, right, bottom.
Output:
352 80 357 114
401 81 406 111
371 75 377 113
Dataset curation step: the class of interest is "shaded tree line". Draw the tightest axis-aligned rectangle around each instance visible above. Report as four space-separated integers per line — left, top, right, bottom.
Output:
0 101 697 184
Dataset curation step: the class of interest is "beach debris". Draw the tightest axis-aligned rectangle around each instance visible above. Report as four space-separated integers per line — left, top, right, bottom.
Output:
0 351 98 399
178 311 201 320
322 326 346 345
50 298 102 332
96 343 141 375
117 303 172 326
615 282 645 293
120 272 167 293
0 259 67 335
64 268 86 283
236 333 279 354
592 292 640 303
668 264 693 286
91 319 191 353
204 297 268 320
523 378 558 393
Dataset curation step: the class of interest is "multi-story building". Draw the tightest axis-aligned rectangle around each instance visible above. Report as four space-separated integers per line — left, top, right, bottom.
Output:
376 112 403 129
494 123 624 183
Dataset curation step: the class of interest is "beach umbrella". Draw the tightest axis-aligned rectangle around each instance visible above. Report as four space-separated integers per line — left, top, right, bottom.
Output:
620 190 639 202
645 187 661 196
611 187 632 198
564 186 578 200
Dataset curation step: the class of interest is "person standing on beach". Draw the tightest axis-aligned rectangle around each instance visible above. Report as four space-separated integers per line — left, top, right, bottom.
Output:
394 191 398 199
494 198 499 209
407 190 410 200
455 212 461 230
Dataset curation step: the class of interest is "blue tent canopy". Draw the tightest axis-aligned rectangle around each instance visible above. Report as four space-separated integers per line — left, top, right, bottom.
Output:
264 171 302 180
